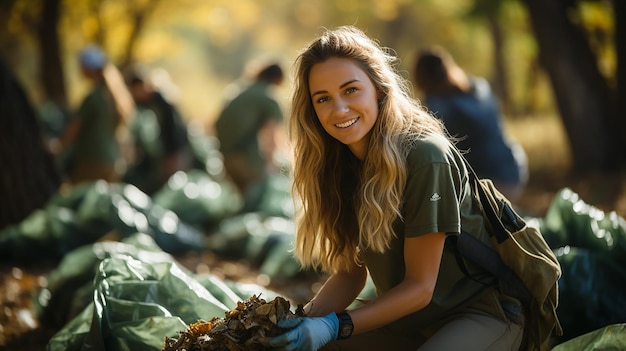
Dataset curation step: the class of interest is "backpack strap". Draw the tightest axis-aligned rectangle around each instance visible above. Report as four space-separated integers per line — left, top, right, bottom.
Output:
459 158 533 303
464 160 519 243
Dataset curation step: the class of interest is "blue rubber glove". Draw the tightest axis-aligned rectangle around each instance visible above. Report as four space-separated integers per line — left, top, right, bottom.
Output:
269 312 339 351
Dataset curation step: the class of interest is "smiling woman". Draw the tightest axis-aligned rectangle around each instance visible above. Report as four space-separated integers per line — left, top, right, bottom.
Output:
268 25 530 351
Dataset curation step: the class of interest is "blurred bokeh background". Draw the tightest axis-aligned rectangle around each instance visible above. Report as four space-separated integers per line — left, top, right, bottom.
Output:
1 0 624 217
1 1 626 350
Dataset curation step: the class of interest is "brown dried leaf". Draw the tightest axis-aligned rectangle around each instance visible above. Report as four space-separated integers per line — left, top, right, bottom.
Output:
254 303 275 316
162 295 305 351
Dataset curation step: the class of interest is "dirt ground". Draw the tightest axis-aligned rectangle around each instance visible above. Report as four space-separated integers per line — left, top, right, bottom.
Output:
1 169 625 351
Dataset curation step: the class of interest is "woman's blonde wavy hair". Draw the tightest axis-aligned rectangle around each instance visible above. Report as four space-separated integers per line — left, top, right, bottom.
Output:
290 26 444 273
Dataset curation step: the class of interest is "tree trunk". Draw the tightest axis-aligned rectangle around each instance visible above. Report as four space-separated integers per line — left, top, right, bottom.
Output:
486 12 511 115
0 60 61 230
613 0 626 163
37 0 66 109
120 0 161 71
521 0 617 171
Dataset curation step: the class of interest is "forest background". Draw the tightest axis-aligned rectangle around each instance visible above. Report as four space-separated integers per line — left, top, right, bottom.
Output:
1 0 625 218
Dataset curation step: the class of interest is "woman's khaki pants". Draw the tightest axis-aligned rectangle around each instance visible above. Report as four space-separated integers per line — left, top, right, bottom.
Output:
324 307 523 351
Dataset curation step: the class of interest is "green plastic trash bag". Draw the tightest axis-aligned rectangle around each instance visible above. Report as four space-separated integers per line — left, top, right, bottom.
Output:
152 169 242 227
47 254 230 351
0 205 93 261
46 304 98 350
75 181 207 253
47 180 94 208
70 181 206 253
552 324 626 351
251 173 294 218
540 188 626 265
206 212 261 257
206 214 304 280
244 216 295 266
36 233 176 328
72 181 207 253
553 246 626 343
259 234 301 279
1 181 207 260
532 188 626 344
0 209 56 261
39 232 282 350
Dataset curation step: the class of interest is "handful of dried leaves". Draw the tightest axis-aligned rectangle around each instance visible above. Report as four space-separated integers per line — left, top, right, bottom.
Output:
162 295 305 351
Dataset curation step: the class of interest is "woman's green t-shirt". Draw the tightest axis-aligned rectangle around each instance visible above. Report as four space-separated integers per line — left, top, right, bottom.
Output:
360 133 501 332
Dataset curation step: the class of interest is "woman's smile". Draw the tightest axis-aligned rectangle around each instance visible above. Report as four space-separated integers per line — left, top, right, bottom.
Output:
335 117 360 129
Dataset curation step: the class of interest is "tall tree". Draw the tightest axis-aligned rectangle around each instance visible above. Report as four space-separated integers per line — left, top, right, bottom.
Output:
470 0 512 114
119 0 162 70
38 0 66 109
614 0 626 154
521 0 621 171
0 59 61 230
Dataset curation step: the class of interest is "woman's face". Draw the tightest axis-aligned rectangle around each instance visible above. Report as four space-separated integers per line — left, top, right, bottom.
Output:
308 57 380 160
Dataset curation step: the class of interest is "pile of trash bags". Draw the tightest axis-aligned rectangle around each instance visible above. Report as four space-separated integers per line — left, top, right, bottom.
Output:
537 188 626 345
0 130 307 349
1 129 626 349
39 232 281 351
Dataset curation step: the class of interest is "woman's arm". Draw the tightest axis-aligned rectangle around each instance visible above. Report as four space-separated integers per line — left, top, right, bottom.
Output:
305 263 368 317
349 232 446 335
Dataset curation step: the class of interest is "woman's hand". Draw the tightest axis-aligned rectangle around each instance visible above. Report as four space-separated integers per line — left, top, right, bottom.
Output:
269 312 339 351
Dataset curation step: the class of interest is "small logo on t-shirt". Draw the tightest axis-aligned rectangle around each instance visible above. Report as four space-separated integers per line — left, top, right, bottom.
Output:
430 193 441 202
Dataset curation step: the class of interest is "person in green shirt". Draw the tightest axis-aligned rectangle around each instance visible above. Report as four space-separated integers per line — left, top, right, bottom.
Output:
214 62 285 211
58 45 133 184
270 26 525 351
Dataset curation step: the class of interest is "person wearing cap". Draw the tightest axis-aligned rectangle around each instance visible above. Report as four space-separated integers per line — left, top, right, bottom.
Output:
58 45 133 184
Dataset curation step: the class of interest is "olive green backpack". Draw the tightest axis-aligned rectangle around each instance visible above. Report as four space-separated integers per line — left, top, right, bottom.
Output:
455 164 563 351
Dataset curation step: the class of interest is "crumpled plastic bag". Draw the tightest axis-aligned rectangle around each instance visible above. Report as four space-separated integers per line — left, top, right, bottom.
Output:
152 169 293 231
152 169 242 228
47 255 227 351
552 246 626 343
539 188 626 266
552 324 626 351
530 188 626 344
241 172 294 218
36 233 175 328
206 213 304 279
43 233 279 351
0 181 207 262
